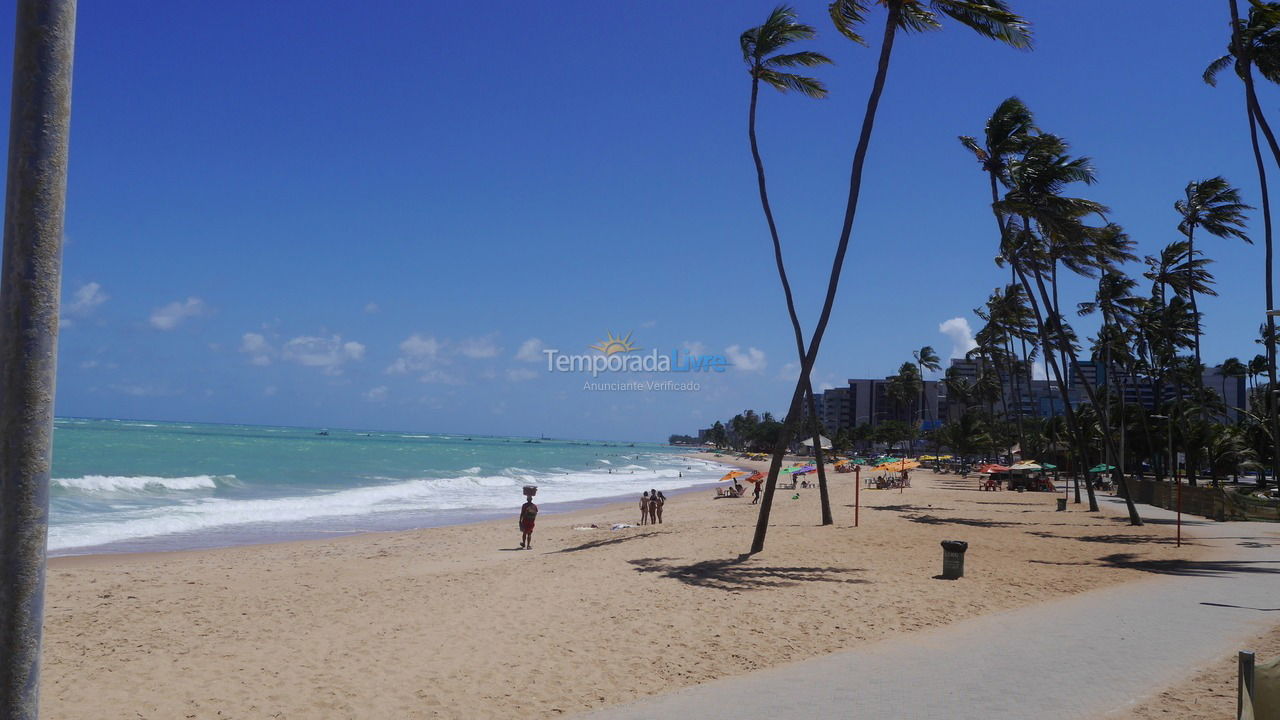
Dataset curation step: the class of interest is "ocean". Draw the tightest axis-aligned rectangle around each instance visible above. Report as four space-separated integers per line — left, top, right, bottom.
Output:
48 418 724 556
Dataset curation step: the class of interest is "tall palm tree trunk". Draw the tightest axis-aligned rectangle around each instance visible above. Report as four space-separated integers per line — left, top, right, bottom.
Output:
746 76 833 526
1030 265 1099 510
753 1 901 554
1231 0 1279 490
0 1 77 714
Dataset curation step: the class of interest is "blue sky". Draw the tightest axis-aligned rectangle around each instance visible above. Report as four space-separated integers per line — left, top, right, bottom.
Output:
1 1 1272 440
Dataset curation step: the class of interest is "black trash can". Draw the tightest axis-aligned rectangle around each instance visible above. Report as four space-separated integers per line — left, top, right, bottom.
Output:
941 540 968 579
1056 497 1067 512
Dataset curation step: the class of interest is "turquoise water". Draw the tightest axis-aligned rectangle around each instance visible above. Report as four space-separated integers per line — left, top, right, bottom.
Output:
49 418 723 555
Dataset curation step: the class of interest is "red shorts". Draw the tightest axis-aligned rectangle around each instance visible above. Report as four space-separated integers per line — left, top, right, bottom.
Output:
520 519 535 533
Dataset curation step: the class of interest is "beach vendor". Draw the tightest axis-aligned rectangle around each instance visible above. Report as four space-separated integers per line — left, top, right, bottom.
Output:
519 496 539 550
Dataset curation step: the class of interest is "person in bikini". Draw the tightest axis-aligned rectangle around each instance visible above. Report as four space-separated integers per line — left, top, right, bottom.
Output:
639 492 650 525
519 497 538 549
652 491 665 524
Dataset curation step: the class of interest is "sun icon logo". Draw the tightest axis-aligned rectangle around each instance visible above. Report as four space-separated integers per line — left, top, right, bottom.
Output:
590 331 640 356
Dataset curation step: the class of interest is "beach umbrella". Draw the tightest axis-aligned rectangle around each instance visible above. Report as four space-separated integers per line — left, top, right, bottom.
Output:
793 464 817 475
719 470 749 482
977 464 1010 473
1088 464 1116 473
1010 462 1042 471
1041 463 1058 470
744 471 764 484
876 459 920 472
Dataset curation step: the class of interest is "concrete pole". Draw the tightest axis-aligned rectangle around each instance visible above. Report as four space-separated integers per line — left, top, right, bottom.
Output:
0 1 77 717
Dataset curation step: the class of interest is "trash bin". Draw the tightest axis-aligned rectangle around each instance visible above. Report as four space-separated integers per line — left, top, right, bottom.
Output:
941 540 968 579
1056 497 1067 512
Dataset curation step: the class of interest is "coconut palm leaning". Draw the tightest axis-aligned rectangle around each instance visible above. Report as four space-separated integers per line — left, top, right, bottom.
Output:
741 5 837 525
1204 0 1280 489
1174 177 1251 378
749 0 1031 554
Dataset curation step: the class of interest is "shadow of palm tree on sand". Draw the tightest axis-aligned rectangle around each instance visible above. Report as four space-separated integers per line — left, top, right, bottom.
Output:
628 556 869 591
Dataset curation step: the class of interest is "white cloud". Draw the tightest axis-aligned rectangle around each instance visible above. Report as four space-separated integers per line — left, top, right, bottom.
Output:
778 361 798 381
110 382 180 397
363 302 380 314
150 297 206 330
457 335 500 359
506 368 537 382
515 338 545 363
682 340 708 356
240 332 273 366
65 282 108 317
725 345 766 372
939 317 978 359
363 385 389 402
387 333 443 374
419 369 463 385
282 335 365 375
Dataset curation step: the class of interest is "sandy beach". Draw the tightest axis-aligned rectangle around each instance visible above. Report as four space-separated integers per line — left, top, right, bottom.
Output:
40 454 1214 718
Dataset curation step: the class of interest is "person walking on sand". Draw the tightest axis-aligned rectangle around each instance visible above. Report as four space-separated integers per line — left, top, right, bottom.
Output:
751 481 762 505
519 496 538 549
640 492 650 525
653 491 665 524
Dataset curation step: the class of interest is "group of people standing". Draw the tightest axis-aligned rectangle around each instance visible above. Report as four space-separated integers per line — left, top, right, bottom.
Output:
639 489 665 524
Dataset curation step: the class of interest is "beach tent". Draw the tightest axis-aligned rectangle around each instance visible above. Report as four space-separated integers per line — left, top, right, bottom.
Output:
719 470 749 482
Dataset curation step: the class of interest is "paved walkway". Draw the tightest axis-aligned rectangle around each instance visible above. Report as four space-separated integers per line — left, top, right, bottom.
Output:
582 497 1280 719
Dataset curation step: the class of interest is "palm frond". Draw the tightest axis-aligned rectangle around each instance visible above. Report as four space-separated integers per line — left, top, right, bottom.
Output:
932 0 1033 49
899 3 943 34
828 0 871 45
1203 53 1233 86
758 70 829 98
765 50 834 68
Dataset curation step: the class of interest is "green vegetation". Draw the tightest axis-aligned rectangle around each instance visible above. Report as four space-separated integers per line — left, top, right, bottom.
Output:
733 1 1280 551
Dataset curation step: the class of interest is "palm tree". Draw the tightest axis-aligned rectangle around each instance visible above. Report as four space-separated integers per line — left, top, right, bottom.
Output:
938 410 990 460
750 0 1031 554
889 361 923 456
963 99 1148 520
1205 0 1280 489
1174 177 1251 375
1221 356 1248 420
741 5 837 525
913 345 942 427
